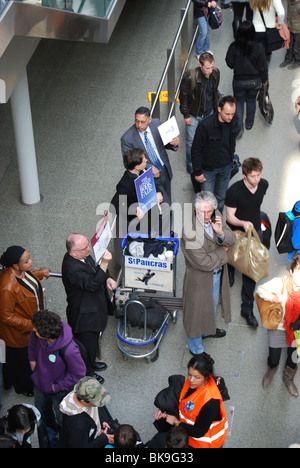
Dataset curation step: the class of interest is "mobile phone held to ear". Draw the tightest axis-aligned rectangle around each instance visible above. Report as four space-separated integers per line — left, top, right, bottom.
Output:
211 210 216 223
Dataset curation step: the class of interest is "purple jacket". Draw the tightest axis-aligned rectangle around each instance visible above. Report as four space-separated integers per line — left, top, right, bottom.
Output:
28 322 86 394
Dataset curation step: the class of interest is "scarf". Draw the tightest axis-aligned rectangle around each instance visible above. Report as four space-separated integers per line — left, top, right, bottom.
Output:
284 275 300 346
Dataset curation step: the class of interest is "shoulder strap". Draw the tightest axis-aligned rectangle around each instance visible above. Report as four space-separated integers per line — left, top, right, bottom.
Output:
190 68 197 92
259 10 266 27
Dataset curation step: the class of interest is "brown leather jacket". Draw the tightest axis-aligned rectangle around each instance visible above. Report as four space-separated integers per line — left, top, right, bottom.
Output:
0 268 45 348
179 67 220 119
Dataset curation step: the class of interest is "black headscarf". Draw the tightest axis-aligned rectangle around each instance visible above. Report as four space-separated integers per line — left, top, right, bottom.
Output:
0 246 26 267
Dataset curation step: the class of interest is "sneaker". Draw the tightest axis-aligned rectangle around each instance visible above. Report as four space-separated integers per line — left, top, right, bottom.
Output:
279 60 292 68
194 53 200 61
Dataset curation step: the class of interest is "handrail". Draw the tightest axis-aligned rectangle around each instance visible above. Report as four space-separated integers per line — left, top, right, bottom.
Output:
150 0 196 119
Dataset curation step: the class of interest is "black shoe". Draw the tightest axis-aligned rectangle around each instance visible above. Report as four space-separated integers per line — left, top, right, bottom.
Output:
90 372 105 384
92 362 107 371
241 310 258 328
203 328 226 339
245 122 253 130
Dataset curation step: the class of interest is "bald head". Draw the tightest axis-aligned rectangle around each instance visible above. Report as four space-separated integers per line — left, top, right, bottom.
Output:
66 233 90 259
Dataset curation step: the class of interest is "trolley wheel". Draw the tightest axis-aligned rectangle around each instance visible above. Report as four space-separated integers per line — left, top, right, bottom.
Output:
145 349 159 363
172 310 178 324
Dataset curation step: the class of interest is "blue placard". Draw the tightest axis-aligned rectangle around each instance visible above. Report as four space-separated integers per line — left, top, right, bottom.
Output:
134 167 158 214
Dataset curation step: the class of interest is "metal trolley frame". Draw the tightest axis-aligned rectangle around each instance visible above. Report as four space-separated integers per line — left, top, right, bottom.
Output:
115 233 182 362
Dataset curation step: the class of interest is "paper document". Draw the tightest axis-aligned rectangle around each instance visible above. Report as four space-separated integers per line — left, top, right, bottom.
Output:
158 116 180 146
91 213 112 263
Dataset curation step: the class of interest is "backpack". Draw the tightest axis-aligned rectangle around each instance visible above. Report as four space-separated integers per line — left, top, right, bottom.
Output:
275 201 300 254
58 337 88 375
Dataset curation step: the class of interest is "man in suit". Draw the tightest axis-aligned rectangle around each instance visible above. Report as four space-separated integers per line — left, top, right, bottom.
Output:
121 106 180 206
61 233 116 384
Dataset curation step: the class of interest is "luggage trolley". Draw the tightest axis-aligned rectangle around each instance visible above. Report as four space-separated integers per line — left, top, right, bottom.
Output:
115 233 181 362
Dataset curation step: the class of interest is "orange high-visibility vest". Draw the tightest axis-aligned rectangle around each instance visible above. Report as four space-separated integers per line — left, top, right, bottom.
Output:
178 376 228 448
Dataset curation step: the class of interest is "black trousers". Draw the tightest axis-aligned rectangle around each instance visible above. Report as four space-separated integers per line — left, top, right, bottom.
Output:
74 331 100 374
3 346 33 394
268 346 297 370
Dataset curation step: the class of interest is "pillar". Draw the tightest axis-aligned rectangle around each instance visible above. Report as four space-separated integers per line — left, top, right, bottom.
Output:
10 68 41 205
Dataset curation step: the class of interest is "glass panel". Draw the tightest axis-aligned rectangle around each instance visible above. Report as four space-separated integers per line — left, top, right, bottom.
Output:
5 0 115 18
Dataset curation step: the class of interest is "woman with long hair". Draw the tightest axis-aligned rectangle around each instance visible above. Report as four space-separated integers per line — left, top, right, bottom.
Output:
256 253 300 397
150 353 228 448
249 0 285 63
226 20 268 132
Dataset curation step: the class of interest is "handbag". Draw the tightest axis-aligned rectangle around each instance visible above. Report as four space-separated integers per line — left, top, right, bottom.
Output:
255 280 285 329
259 11 284 53
208 6 223 29
257 82 274 125
227 227 269 283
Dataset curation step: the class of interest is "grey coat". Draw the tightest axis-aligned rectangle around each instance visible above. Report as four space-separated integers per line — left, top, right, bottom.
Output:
181 212 236 338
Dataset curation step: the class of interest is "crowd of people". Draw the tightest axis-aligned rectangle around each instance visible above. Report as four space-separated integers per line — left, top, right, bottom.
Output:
0 0 299 449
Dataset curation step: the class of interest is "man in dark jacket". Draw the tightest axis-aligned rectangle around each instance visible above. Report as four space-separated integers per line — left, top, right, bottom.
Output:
61 234 116 384
191 95 239 212
180 52 221 174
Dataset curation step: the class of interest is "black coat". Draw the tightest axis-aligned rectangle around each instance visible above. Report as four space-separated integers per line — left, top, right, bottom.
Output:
60 407 109 448
191 111 240 176
61 253 113 334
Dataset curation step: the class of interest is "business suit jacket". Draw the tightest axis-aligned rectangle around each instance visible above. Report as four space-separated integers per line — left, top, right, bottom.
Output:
61 253 113 335
121 118 178 203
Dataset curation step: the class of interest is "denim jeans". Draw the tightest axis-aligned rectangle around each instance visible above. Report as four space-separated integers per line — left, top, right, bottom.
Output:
195 16 210 55
34 386 70 429
233 78 261 130
187 271 221 355
186 114 212 173
200 163 232 213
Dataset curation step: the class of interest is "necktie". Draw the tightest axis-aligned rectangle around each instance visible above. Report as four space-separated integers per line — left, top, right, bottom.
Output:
144 130 163 171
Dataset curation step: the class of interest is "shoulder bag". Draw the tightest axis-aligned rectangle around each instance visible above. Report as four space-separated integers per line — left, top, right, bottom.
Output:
259 11 284 53
255 278 286 329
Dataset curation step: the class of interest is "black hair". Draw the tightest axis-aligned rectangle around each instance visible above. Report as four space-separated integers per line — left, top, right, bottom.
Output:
5 405 36 436
187 352 215 378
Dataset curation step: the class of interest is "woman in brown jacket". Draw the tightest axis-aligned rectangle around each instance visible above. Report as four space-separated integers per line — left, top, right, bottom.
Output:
0 246 50 396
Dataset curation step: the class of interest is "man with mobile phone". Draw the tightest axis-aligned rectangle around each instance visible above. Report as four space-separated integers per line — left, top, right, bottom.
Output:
181 191 236 356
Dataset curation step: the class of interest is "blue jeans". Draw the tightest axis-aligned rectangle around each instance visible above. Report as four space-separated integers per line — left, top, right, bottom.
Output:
186 114 213 173
196 16 210 55
187 271 221 355
233 78 261 130
200 163 232 213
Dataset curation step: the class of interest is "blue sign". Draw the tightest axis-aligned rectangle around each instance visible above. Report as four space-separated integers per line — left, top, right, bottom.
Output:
134 167 158 214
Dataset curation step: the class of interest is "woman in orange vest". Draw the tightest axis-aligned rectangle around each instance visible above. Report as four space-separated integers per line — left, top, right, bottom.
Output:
153 353 228 448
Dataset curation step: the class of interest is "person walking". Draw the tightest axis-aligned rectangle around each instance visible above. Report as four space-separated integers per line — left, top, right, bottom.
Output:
225 20 268 132
256 253 300 397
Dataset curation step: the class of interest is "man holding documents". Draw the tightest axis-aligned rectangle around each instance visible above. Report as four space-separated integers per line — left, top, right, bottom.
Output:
62 234 116 384
121 106 180 206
